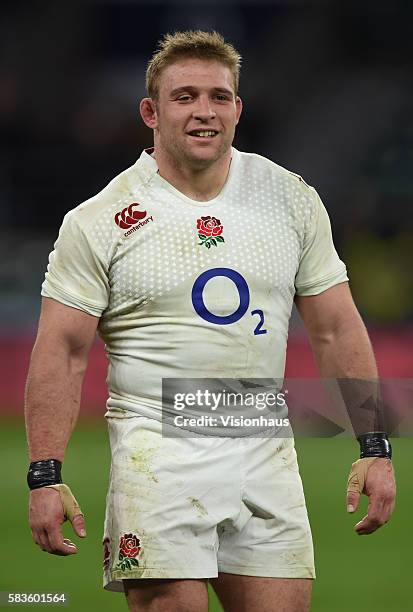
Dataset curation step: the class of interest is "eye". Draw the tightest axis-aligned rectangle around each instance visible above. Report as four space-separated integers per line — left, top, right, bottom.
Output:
177 94 193 102
215 93 230 101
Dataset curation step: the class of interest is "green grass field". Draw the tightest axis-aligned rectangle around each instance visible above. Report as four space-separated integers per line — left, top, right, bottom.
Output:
1 419 412 611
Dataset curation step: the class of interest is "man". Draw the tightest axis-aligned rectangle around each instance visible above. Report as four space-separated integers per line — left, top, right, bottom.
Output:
25 30 396 612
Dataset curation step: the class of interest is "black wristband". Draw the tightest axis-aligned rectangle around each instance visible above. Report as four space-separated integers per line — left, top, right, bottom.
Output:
27 459 63 490
357 432 392 459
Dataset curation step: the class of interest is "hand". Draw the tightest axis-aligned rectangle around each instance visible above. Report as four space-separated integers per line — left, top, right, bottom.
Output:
346 457 396 535
29 485 86 555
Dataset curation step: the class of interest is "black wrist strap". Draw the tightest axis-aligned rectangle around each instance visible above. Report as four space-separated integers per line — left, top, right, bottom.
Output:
27 459 63 490
357 432 392 459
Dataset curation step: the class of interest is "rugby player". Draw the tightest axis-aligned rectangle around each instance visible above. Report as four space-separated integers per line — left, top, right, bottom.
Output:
25 31 396 612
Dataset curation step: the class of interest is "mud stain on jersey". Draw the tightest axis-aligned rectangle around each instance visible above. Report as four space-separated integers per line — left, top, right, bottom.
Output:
130 446 159 483
187 497 208 518
271 440 298 472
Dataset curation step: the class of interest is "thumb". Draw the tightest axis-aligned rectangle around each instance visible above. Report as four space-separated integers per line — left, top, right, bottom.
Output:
45 484 85 535
72 513 87 538
346 457 378 514
346 490 360 513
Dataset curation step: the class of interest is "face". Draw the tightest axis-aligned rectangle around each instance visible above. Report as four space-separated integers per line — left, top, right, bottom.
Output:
141 58 242 169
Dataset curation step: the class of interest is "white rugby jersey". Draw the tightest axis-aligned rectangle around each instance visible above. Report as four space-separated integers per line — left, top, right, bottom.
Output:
42 147 348 420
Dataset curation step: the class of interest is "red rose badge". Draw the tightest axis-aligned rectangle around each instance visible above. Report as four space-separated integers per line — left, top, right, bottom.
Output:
116 533 141 571
197 216 225 249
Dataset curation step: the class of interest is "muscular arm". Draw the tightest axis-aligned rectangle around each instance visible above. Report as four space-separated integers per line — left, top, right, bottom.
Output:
296 283 384 436
295 282 382 432
295 282 396 534
295 282 377 379
25 297 99 460
25 297 99 554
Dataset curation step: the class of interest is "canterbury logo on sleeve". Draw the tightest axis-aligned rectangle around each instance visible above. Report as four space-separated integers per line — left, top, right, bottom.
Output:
115 203 147 229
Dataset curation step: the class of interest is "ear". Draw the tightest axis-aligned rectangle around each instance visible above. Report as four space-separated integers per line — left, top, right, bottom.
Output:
235 96 243 125
140 98 158 129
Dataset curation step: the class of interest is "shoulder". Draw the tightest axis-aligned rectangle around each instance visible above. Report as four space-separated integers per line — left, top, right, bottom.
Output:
235 149 318 225
63 159 147 233
235 149 315 196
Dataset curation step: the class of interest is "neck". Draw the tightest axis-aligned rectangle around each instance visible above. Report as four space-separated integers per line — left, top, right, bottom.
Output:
153 147 232 201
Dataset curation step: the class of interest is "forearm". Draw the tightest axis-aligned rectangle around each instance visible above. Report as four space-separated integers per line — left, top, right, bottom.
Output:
309 314 383 435
25 339 87 462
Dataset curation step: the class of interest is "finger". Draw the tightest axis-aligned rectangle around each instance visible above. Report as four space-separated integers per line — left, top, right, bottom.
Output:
355 518 381 535
71 513 87 538
381 497 396 525
388 496 396 517
48 526 78 556
355 492 396 535
355 498 385 535
31 527 42 548
46 484 82 523
346 458 378 506
31 526 49 552
346 490 360 513
38 530 53 553
32 530 45 551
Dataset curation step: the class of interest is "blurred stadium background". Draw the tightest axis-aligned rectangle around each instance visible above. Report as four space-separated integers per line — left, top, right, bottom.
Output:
1 1 412 610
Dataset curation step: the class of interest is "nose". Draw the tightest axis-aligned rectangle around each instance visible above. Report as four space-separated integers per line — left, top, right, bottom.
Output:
193 95 216 121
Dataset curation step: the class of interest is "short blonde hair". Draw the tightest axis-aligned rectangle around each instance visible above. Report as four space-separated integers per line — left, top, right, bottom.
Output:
146 30 242 100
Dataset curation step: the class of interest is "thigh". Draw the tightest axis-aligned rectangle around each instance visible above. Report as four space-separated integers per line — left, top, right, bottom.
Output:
124 578 208 612
210 574 312 612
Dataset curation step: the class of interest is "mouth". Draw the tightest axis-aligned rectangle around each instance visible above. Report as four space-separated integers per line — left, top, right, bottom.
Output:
187 129 219 140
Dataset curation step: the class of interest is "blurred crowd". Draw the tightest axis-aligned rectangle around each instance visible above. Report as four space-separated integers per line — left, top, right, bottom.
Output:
1 0 412 328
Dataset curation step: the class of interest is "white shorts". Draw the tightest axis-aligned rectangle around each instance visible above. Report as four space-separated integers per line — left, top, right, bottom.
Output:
102 416 315 592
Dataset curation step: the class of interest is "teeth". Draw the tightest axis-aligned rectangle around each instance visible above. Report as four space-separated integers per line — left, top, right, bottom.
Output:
192 131 216 137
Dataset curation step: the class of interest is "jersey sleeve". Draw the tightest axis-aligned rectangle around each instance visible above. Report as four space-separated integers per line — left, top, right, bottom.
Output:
295 189 348 296
41 211 110 316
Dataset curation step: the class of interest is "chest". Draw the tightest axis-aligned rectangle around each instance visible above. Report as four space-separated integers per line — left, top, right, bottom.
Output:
107 191 303 312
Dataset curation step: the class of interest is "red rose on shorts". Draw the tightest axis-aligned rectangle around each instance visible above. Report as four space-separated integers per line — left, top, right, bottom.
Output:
197 216 225 248
119 533 141 559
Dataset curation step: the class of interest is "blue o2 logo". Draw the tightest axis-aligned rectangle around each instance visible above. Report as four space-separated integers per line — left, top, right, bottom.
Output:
191 267 267 334
192 268 250 325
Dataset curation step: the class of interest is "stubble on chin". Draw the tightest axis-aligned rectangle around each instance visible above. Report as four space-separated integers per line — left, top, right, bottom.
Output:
166 134 232 171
